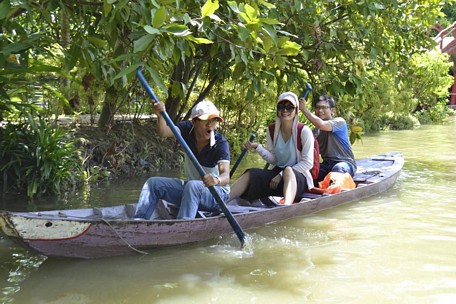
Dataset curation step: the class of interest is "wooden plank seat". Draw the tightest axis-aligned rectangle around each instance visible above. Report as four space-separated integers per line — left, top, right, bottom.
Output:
93 205 129 219
227 204 274 214
156 200 178 219
353 170 381 183
156 200 222 219
301 192 326 199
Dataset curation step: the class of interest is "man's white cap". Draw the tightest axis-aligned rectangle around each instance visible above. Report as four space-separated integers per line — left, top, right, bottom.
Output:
191 100 223 122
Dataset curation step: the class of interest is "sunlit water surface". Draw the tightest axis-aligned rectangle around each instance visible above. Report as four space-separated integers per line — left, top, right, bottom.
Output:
1 119 456 304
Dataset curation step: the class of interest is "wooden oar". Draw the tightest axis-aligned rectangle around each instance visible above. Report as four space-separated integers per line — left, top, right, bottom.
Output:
136 67 246 247
230 133 256 178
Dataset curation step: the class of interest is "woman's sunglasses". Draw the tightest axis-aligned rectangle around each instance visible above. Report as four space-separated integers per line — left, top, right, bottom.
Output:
276 104 296 112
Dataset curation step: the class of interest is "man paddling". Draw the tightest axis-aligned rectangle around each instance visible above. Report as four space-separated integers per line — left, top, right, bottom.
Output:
134 100 230 219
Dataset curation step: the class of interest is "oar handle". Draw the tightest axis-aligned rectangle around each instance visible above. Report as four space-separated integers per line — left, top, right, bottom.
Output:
136 67 246 247
230 133 256 178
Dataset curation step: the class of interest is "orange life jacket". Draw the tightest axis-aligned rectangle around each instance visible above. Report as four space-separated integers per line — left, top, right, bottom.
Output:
310 171 356 194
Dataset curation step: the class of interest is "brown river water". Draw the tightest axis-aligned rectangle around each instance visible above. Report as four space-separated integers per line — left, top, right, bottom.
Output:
1 118 456 304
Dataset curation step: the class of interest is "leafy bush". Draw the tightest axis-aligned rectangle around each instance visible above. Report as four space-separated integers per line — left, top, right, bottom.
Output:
414 109 432 125
429 101 456 123
336 50 454 133
414 100 456 125
0 108 83 198
378 112 420 130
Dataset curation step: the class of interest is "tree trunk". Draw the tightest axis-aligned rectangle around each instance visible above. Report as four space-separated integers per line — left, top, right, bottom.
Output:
98 86 118 129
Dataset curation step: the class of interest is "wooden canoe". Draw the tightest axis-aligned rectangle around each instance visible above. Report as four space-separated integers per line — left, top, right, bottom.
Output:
0 152 404 259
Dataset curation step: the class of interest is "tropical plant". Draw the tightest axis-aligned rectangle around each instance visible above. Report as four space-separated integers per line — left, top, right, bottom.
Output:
0 106 83 198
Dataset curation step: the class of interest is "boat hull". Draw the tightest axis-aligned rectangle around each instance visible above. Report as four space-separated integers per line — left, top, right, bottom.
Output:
0 152 404 259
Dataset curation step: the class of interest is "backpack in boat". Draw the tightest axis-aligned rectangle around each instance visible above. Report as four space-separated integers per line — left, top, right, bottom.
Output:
268 122 320 180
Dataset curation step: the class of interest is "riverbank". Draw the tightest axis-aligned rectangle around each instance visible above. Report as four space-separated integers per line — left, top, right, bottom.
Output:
73 113 456 183
74 119 182 181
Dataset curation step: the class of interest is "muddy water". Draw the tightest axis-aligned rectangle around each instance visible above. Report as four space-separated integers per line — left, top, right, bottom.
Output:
1 119 456 303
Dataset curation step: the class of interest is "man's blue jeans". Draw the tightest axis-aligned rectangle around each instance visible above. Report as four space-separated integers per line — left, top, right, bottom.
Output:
134 177 227 219
317 160 356 182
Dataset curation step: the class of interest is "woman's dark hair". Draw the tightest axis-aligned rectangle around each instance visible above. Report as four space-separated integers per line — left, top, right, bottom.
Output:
314 95 336 109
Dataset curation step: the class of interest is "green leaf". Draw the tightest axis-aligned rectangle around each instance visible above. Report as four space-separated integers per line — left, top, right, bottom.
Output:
276 40 301 56
389 62 398 74
243 4 259 24
202 0 219 18
112 53 135 62
163 24 191 36
186 35 213 44
113 63 142 80
173 46 182 64
233 62 245 79
208 14 222 22
370 47 378 59
144 25 160 35
170 81 181 97
103 1 112 16
0 0 11 19
260 34 273 51
227 1 239 13
345 81 356 95
262 25 278 45
0 35 40 54
87 37 107 48
64 44 79 71
133 35 154 53
145 65 167 98
259 18 281 25
258 0 276 9
237 23 250 41
153 6 167 28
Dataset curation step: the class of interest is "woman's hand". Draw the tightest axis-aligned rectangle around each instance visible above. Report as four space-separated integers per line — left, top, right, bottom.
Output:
243 140 259 151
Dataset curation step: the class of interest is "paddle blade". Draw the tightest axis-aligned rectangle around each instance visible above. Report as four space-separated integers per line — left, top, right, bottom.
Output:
301 83 313 100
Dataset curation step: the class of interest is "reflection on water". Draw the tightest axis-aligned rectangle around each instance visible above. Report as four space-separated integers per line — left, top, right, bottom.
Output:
0 247 46 304
1 119 456 303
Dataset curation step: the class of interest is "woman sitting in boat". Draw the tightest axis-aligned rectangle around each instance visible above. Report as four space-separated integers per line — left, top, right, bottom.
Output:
299 95 356 182
228 92 315 205
134 100 230 220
